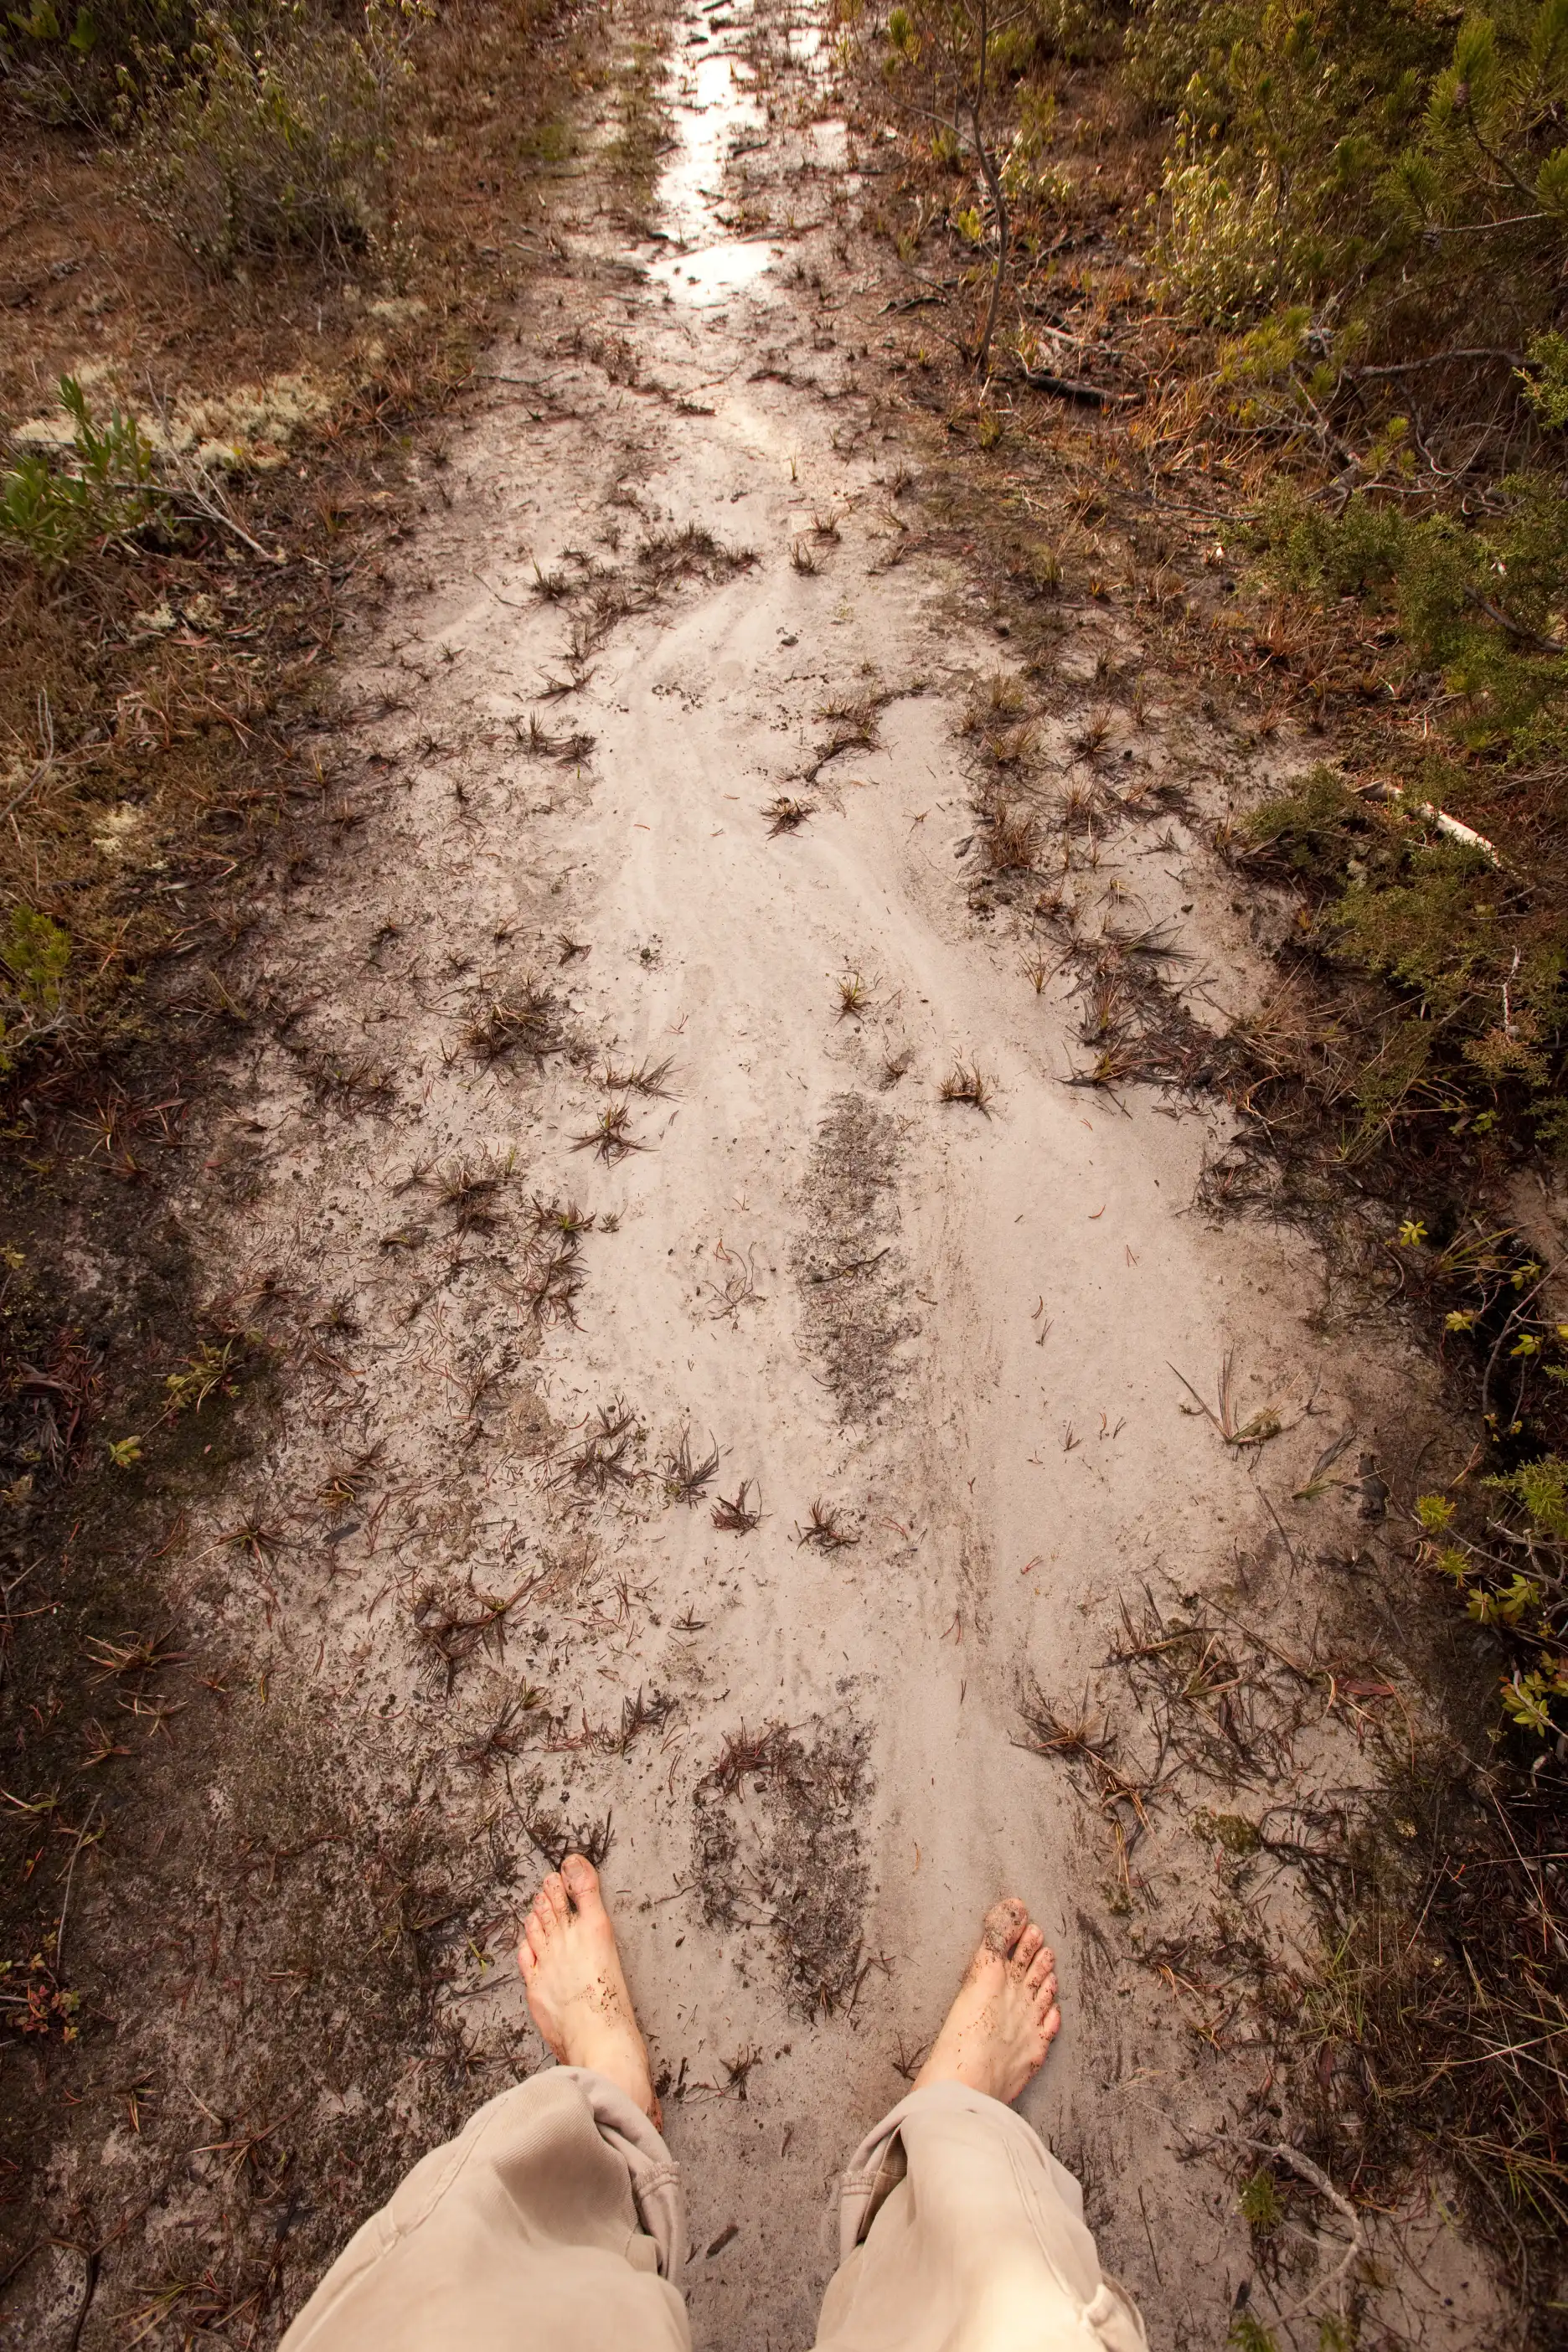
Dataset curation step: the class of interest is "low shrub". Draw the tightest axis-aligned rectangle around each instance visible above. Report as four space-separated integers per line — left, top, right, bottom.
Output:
0 0 204 124
126 2 425 272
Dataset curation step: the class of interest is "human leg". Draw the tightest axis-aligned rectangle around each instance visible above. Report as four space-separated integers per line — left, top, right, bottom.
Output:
281 1859 687 2352
813 1901 1147 2352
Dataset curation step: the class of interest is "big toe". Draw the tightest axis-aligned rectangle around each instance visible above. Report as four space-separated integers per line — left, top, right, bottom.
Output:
981 1896 1029 1957
561 1853 606 1919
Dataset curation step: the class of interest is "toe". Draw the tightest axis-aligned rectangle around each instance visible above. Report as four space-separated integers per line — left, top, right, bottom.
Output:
540 1872 570 1922
1013 1923 1044 1975
1040 2001 1062 2045
1026 1945 1055 1993
561 1853 606 1919
518 1932 537 1981
981 1896 1029 1956
524 1910 550 1965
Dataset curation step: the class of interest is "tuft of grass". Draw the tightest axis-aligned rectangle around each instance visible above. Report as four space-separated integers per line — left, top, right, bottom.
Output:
789 538 819 575
530 1194 596 1238
601 1053 678 1096
555 1400 641 1495
465 981 561 1067
939 1059 994 1113
1070 708 1114 763
984 804 1039 873
795 1498 859 1550
663 1429 721 1506
570 1099 642 1163
712 1480 762 1533
765 794 815 836
837 969 870 1020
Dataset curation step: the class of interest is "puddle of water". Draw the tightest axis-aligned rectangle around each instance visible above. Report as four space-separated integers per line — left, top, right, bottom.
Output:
647 6 781 308
649 238 778 305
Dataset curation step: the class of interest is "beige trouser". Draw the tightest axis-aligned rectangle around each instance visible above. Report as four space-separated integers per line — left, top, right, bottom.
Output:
281 2067 1148 2352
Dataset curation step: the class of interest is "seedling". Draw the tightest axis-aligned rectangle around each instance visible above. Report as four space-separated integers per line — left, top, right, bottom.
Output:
521 1235 584 1325
219 1517 286 1564
1072 709 1113 762
413 1581 522 1685
1169 1352 1314 1447
521 1805 614 1870
985 806 1039 873
312 1054 396 1113
710 1722 792 1792
436 1158 508 1232
320 1442 384 1514
163 1339 240 1416
606 1687 676 1751
83 1630 185 1680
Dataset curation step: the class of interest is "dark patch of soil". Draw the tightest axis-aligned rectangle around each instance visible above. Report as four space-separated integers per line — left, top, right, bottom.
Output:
791 1092 910 1426
692 1716 873 2016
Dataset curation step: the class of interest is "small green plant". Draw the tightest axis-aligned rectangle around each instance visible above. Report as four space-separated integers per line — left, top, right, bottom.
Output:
163 1337 240 1416
1226 2316 1279 2352
1239 2168 1284 2235
106 1435 144 1468
0 375 154 566
0 905 73 1070
1417 1453 1568 1735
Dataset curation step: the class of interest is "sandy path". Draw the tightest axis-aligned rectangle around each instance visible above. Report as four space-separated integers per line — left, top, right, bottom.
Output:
178 7 1487 2345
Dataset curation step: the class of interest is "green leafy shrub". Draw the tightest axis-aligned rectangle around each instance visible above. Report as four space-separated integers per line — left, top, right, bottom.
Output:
0 0 203 123
1264 477 1568 754
1248 759 1568 1148
1132 0 1568 347
0 374 155 567
126 2 424 272
1154 132 1296 320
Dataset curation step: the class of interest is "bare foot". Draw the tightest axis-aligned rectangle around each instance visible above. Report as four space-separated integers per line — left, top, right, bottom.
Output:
912 1896 1061 2107
518 1854 662 2128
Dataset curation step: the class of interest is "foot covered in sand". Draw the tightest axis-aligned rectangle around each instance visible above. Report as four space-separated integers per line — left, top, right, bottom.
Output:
518 1854 662 2128
913 1896 1061 2107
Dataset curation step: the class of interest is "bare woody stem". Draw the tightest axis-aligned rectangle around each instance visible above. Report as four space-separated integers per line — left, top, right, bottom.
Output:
966 0 1009 379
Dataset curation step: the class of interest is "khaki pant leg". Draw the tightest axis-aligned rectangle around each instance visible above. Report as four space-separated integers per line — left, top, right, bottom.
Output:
813 2082 1147 2352
281 2066 690 2352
